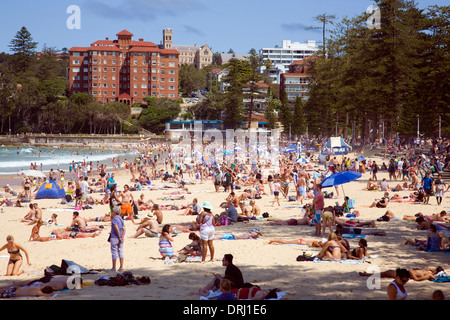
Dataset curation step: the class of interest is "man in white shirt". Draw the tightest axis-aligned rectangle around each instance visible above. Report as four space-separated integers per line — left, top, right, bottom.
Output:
80 177 90 202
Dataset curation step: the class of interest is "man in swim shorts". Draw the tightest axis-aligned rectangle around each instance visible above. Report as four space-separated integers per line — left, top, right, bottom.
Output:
120 185 134 221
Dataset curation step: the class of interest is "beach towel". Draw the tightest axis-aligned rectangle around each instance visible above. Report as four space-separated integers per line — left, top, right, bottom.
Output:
342 234 366 239
312 258 365 264
433 276 450 283
200 289 286 300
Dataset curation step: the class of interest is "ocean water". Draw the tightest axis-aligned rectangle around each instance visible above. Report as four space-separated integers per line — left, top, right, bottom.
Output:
0 146 139 177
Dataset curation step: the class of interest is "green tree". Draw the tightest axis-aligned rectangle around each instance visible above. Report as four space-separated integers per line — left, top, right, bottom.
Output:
8 26 38 74
221 58 252 129
139 97 181 134
179 64 206 95
292 97 306 136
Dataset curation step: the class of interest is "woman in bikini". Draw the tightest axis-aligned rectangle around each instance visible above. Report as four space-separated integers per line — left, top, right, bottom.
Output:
29 220 56 242
316 233 347 261
347 238 370 260
0 235 31 276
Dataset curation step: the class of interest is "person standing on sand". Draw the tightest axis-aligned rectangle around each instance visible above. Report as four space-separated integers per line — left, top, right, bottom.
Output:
312 184 324 236
120 184 135 222
110 206 125 272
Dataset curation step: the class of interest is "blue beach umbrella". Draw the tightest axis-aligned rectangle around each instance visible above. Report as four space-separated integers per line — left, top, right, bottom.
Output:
320 171 362 197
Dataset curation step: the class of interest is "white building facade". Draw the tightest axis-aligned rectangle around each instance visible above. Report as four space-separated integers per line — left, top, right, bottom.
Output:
259 40 318 83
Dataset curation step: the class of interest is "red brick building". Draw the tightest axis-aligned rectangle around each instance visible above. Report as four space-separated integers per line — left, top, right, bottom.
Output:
68 30 180 105
280 57 315 101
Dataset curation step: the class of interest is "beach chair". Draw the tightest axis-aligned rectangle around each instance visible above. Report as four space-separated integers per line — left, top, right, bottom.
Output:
343 199 355 213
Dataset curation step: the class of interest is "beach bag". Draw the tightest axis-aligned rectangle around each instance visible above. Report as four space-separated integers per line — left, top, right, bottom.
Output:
288 196 296 202
220 216 229 226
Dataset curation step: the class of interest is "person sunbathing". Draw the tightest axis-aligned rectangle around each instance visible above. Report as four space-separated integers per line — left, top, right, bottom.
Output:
359 266 445 281
268 238 323 247
315 233 348 261
213 230 262 240
369 192 390 208
364 178 378 191
128 218 159 238
267 211 314 226
346 238 370 260
29 220 56 242
404 224 443 251
50 230 101 240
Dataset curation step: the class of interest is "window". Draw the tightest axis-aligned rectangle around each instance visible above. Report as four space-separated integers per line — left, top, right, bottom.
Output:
72 76 80 80
112 84 116 88
72 68 80 72
169 78 175 82
103 68 107 72
134 84 137 88
72 52 80 57
104 59 107 64
103 83 108 88
168 70 176 74
134 92 137 96
93 59 98 64
134 68 138 73
169 86 175 90
93 75 97 80
141 84 147 88
112 76 116 80
73 60 80 65
169 62 176 67
168 93 175 98
73 83 80 88
112 60 116 64
134 60 138 65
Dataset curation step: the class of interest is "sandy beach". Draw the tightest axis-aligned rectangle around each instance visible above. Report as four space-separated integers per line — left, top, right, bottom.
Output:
0 151 449 301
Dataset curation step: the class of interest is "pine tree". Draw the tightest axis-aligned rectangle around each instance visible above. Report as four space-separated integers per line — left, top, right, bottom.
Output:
8 26 38 74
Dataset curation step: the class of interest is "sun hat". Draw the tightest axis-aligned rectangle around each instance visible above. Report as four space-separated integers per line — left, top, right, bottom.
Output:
201 201 213 210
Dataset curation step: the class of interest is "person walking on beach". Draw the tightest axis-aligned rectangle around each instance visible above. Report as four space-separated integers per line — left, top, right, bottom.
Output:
110 206 125 272
371 161 379 181
198 201 216 263
312 184 325 236
271 179 281 206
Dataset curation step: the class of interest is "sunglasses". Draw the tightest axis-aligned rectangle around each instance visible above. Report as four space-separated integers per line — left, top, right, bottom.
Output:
400 278 409 283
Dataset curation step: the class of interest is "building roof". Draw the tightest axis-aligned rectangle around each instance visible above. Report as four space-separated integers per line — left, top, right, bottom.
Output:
116 29 134 37
173 45 200 52
69 47 89 52
219 53 250 64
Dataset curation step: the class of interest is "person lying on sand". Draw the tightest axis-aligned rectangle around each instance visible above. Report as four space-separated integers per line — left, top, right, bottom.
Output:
267 211 314 226
213 230 262 240
268 238 323 247
359 266 445 281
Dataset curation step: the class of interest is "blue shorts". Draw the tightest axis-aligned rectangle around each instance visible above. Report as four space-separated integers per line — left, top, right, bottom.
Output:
313 210 322 224
298 187 306 196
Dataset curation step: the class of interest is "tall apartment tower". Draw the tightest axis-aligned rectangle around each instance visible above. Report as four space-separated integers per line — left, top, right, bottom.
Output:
163 28 173 49
68 30 180 104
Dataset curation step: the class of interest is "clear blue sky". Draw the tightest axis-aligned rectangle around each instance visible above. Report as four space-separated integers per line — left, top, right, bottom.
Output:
1 0 448 54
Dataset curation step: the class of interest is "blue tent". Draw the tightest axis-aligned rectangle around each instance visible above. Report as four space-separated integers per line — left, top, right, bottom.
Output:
35 180 66 199
324 137 352 155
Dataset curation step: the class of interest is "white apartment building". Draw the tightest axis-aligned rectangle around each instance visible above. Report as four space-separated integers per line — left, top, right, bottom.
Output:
259 40 318 83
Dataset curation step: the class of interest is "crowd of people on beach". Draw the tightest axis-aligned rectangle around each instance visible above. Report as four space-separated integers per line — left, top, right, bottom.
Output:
0 136 449 300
